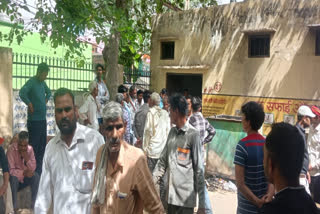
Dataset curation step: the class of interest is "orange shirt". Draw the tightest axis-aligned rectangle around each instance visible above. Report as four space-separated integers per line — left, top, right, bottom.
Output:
92 142 164 214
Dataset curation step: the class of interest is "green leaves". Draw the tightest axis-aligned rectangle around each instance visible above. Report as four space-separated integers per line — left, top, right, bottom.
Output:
20 5 30 12
1 0 217 66
129 45 135 54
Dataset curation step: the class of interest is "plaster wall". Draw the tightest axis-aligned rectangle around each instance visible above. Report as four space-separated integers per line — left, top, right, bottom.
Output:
0 47 13 139
151 0 320 100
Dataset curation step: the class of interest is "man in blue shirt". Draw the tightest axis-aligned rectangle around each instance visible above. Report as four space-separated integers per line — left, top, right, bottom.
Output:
19 62 51 174
159 88 167 109
234 101 274 214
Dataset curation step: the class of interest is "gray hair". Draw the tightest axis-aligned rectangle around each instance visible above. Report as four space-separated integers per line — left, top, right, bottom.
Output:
88 81 98 93
150 92 160 106
115 93 124 104
102 101 123 122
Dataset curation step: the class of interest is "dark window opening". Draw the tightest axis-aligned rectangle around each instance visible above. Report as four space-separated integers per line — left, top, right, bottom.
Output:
161 41 175 60
166 73 202 98
248 35 270 58
316 30 320 56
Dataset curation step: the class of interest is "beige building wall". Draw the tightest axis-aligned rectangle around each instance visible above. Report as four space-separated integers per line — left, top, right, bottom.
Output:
150 0 320 100
0 47 13 140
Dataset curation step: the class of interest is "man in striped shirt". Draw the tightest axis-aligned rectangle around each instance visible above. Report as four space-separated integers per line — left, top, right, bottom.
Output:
233 101 274 214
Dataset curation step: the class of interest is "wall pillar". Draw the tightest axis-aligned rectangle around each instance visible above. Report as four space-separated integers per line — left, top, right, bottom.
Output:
0 47 13 142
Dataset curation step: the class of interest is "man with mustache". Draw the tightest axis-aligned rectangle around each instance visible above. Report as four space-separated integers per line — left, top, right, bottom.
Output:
7 131 39 213
34 88 104 214
91 101 164 214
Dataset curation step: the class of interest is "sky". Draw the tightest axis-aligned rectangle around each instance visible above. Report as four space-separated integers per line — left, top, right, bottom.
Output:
218 0 244 5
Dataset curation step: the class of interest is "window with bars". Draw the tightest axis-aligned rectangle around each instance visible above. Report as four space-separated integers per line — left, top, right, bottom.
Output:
161 41 175 60
248 35 270 58
316 30 320 56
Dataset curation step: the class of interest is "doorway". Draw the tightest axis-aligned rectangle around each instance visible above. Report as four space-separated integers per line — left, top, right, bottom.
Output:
166 73 203 97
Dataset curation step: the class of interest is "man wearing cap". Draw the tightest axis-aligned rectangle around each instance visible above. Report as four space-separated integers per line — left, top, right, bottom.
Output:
19 62 51 175
296 105 316 194
307 105 320 204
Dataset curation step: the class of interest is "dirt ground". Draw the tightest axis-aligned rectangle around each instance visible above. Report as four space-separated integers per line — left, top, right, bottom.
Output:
209 190 237 214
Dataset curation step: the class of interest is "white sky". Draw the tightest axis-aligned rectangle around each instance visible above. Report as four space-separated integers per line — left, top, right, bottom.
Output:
218 0 244 5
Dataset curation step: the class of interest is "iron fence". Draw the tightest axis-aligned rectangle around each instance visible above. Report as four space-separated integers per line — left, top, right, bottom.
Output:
124 64 151 90
12 53 95 91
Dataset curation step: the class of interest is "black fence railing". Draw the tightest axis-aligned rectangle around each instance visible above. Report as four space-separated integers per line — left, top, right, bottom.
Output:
124 65 151 90
12 53 95 91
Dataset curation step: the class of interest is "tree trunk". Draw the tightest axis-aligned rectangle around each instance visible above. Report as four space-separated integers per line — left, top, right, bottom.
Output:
103 0 126 101
103 32 120 101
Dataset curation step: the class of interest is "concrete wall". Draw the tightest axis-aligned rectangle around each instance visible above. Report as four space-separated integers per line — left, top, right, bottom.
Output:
150 0 320 100
0 47 13 141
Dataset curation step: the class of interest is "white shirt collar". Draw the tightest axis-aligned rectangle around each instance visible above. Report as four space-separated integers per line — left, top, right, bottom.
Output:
56 123 86 148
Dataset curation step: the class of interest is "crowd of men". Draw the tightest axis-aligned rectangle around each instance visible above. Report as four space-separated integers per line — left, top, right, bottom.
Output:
0 62 319 214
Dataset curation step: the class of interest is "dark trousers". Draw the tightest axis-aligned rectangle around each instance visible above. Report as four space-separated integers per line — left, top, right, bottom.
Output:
10 173 40 209
147 157 159 172
0 196 5 214
167 204 194 214
310 175 320 203
147 157 167 210
27 120 47 174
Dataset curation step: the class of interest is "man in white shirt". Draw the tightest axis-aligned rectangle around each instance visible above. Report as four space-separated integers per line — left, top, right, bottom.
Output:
143 92 170 210
95 64 110 126
135 89 144 111
308 105 320 204
34 88 104 214
79 81 100 131
143 92 170 171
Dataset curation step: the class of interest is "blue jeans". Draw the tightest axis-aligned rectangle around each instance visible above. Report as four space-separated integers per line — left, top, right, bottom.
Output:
27 120 47 174
10 173 40 209
204 185 213 214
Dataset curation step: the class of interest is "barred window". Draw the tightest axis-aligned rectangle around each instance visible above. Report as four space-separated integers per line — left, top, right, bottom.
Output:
316 30 320 56
248 35 270 58
161 41 175 60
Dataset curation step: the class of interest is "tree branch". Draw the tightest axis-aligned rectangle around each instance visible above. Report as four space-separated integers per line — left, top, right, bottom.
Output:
163 2 182 11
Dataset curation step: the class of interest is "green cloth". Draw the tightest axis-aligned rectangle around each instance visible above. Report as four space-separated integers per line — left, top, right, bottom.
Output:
19 76 51 121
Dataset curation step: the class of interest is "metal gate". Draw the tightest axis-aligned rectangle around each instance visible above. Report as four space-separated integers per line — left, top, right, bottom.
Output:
12 53 95 91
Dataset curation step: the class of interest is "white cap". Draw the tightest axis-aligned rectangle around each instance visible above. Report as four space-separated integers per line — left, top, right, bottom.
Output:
297 105 316 118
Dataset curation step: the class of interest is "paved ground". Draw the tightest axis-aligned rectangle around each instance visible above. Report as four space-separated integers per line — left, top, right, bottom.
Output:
210 190 237 214
16 190 237 214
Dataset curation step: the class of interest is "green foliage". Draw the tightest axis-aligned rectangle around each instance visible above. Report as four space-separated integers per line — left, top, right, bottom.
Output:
0 0 28 45
0 0 217 68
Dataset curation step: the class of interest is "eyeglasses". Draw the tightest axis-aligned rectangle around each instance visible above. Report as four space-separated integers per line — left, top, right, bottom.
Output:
105 124 124 132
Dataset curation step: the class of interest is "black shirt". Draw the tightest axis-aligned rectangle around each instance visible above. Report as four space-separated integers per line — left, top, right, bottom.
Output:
260 186 320 214
296 124 309 175
0 146 9 173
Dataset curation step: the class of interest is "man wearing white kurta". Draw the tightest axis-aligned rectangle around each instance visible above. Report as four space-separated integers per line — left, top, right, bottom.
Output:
143 92 170 172
79 81 100 131
34 88 104 214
